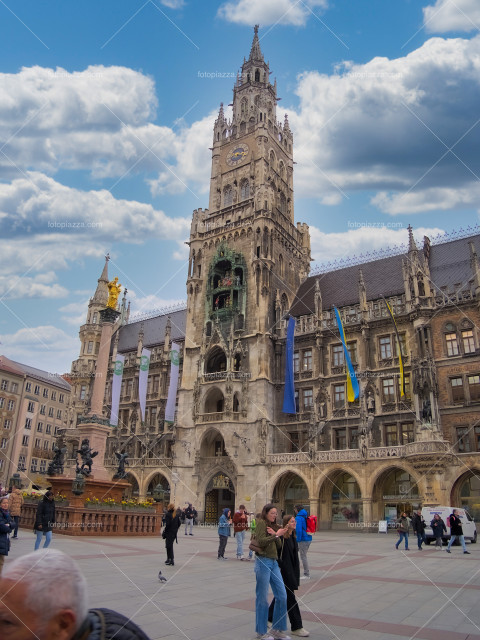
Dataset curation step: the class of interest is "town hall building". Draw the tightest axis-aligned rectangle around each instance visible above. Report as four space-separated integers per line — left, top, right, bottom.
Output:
66 28 480 530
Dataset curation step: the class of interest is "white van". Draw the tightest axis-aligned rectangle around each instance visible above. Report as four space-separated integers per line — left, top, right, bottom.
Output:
422 507 477 545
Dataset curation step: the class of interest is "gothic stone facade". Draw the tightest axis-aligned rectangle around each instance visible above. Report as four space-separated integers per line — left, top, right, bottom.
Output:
69 29 480 527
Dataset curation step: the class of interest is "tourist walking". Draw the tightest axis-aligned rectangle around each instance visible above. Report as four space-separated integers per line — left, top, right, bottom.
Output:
233 504 249 560
34 490 55 550
218 508 231 559
0 497 12 574
163 503 181 566
431 513 447 549
446 509 470 554
254 503 290 640
395 512 410 550
8 485 23 539
184 503 194 536
412 509 426 550
294 505 312 579
268 514 309 637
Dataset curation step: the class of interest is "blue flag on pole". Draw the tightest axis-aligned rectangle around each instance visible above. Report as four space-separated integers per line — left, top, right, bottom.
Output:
283 317 296 414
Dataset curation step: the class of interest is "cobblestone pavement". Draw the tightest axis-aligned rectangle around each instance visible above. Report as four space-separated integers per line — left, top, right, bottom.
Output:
7 526 480 640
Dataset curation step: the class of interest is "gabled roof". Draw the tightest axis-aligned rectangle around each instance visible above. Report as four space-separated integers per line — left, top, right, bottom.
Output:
0 356 24 377
290 233 480 316
117 308 187 352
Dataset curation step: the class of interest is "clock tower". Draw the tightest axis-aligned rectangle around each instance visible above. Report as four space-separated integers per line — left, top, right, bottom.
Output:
175 26 311 520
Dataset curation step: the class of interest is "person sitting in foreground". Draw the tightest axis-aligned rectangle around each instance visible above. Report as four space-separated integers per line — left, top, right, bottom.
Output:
0 549 151 640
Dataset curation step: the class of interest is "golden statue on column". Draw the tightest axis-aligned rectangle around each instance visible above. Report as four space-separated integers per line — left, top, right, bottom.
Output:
107 277 122 309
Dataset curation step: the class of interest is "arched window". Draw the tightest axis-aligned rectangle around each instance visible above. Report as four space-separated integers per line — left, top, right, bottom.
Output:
223 185 233 207
241 97 248 116
222 129 227 139
279 161 285 179
255 69 260 82
240 121 246 134
206 347 227 374
240 179 250 199
281 293 289 317
279 192 287 214
269 150 276 168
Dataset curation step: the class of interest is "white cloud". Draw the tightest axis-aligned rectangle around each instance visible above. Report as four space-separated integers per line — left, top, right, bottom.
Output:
423 0 480 33
160 0 185 7
288 35 480 213
128 291 186 319
309 225 445 265
59 300 90 327
0 325 78 374
217 0 328 27
0 274 68 300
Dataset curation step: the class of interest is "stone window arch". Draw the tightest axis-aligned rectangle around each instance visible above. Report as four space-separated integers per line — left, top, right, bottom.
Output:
279 192 287 214
240 179 250 199
204 388 225 414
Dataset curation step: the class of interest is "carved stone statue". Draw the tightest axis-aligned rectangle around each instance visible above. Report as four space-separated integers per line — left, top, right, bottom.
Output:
113 450 129 479
107 277 122 309
47 440 67 476
366 392 375 414
422 399 432 423
77 438 98 476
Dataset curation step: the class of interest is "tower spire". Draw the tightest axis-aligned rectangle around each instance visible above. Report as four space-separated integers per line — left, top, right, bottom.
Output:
249 24 264 62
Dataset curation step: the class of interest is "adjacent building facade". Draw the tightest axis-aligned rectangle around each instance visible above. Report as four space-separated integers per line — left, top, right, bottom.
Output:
0 355 71 489
65 29 480 528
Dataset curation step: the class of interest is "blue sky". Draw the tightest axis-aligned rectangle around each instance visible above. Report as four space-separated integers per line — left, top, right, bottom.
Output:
0 0 479 374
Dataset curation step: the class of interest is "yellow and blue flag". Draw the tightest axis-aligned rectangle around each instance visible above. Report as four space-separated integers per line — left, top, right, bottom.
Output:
333 307 359 402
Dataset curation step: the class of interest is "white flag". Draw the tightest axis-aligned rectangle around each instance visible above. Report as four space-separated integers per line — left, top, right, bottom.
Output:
110 354 125 426
165 342 180 424
139 348 151 422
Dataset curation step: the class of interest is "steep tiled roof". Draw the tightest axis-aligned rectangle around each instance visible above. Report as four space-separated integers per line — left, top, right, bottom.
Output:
290 234 480 316
117 309 187 352
0 356 24 376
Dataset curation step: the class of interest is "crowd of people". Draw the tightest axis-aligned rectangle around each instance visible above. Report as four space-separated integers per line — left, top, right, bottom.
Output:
394 509 470 554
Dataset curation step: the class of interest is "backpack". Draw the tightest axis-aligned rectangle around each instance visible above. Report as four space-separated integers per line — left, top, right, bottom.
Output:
306 515 317 534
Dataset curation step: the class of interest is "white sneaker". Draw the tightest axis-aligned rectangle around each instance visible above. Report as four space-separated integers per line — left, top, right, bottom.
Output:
257 634 274 640
291 629 309 637
271 631 291 640
300 575 310 580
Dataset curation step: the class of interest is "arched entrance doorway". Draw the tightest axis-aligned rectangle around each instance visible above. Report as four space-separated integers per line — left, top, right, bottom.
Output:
318 470 362 529
373 467 421 526
146 473 170 502
451 472 480 520
204 472 235 524
272 472 309 516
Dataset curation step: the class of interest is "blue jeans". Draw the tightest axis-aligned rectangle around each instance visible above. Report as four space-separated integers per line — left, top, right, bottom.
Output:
255 556 287 634
236 530 245 557
447 534 467 551
396 532 409 549
35 530 52 550
416 531 426 549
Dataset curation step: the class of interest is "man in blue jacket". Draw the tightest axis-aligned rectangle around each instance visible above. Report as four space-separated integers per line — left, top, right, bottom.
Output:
294 505 312 579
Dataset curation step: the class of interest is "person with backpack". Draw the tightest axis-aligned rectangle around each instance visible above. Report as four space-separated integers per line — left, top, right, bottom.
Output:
395 512 410 550
233 504 249 560
0 549 151 639
294 505 312 580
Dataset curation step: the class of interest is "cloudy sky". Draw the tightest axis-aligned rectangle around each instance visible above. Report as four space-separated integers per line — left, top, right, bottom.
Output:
0 0 479 373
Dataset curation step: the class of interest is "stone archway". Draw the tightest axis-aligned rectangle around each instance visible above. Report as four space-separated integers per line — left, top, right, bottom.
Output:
204 471 235 524
372 466 421 525
319 470 363 530
145 472 170 502
451 470 480 520
271 471 309 517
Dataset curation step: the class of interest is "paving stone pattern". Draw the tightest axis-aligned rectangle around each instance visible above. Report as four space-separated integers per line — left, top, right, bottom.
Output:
8 527 480 640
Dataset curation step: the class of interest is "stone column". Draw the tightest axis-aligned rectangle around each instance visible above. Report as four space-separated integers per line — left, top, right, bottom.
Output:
362 497 373 529
89 307 119 418
309 496 319 518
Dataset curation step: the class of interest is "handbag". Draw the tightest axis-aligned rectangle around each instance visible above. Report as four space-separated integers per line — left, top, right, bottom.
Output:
249 533 263 554
276 537 284 569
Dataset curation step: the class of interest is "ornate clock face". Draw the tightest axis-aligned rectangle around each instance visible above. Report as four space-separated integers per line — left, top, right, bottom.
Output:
226 143 249 166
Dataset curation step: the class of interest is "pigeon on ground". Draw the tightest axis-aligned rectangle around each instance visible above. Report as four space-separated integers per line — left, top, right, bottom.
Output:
158 571 167 582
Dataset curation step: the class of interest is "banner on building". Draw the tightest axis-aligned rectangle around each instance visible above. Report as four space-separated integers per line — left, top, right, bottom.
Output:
139 348 151 422
110 354 125 426
165 342 180 425
333 306 359 402
282 316 297 414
